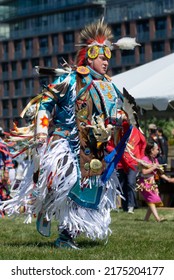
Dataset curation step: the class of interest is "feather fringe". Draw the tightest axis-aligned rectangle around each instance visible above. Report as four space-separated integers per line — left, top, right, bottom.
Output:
1 139 121 240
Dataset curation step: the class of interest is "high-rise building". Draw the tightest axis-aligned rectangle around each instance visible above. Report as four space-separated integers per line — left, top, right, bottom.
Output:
0 0 174 129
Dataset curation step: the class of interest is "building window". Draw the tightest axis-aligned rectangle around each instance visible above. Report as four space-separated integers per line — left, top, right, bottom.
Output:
43 56 52 67
52 34 58 53
155 17 167 39
25 38 33 50
170 39 174 51
3 41 8 53
39 36 48 48
22 60 27 70
152 41 165 59
2 100 9 115
12 99 18 116
63 32 74 52
112 67 123 76
11 62 17 78
2 62 8 72
3 119 10 131
14 40 21 52
112 24 121 40
139 43 145 54
14 80 22 96
155 17 166 30
3 81 9 96
25 78 34 95
22 60 28 76
12 61 17 72
25 78 33 89
32 58 39 68
63 32 74 44
39 36 48 54
35 17 42 28
121 50 135 65
22 97 30 109
42 15 48 26
125 22 130 36
171 14 174 27
139 43 145 63
136 20 149 41
152 41 165 52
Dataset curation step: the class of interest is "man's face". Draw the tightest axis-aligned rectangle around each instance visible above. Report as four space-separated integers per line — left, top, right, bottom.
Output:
87 55 109 75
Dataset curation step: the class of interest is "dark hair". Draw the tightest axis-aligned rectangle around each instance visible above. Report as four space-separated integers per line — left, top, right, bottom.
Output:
157 127 163 133
145 142 155 157
149 128 157 134
157 127 168 141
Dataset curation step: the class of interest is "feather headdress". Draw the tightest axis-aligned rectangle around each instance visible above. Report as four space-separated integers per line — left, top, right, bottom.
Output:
75 19 114 66
78 19 113 47
75 19 141 66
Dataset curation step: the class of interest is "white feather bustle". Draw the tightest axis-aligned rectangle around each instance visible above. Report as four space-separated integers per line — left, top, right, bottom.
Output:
1 139 120 240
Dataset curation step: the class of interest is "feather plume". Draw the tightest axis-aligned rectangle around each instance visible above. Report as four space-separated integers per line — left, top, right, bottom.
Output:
10 123 34 136
113 37 141 50
35 59 72 76
35 66 70 76
122 87 140 130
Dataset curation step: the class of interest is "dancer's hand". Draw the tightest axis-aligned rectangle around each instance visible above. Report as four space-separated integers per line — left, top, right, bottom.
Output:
168 177 174 183
151 163 160 171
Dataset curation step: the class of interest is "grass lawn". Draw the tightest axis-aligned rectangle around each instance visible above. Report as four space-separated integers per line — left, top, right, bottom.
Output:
0 207 174 260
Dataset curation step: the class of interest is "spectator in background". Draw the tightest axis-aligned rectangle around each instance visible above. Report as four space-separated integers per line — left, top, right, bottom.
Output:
148 123 166 165
157 127 168 166
148 123 158 143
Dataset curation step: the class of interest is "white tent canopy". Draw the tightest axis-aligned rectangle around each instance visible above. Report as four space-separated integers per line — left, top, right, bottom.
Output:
112 53 174 111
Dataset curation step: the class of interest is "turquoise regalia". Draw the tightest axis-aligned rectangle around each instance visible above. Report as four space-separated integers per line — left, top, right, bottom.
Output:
1 66 125 240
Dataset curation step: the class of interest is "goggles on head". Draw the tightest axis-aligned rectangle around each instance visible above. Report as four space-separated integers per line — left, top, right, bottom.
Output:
87 45 112 59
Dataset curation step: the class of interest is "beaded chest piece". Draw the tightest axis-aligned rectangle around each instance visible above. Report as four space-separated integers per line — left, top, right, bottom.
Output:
92 80 117 119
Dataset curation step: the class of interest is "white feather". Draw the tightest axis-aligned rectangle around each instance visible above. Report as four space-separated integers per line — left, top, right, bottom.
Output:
35 66 70 76
114 37 141 50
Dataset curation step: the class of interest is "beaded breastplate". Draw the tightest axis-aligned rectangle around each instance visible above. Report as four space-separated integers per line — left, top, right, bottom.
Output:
92 80 117 118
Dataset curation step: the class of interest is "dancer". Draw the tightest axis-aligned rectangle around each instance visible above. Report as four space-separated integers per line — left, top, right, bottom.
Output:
136 142 174 222
1 19 140 248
